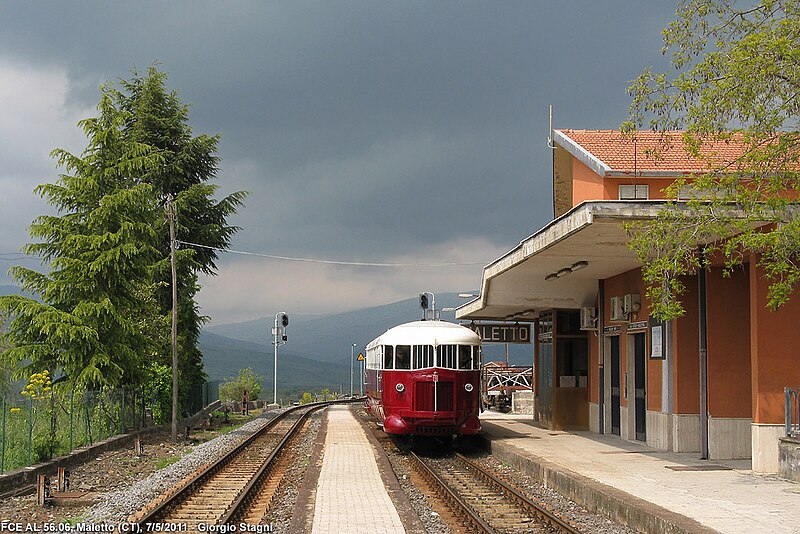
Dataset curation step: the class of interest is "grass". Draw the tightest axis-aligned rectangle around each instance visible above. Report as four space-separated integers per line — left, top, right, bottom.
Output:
155 455 181 470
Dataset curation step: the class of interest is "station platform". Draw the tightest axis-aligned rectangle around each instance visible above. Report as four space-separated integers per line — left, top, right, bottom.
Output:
310 405 406 534
480 410 800 534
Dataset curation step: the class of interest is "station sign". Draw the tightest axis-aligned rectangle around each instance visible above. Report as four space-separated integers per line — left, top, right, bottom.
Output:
603 325 623 336
628 320 648 331
467 323 531 344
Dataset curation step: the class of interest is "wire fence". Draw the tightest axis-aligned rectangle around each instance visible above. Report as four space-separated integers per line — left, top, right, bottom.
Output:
0 381 211 475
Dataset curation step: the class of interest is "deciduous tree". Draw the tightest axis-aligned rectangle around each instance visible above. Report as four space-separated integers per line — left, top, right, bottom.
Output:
623 0 800 319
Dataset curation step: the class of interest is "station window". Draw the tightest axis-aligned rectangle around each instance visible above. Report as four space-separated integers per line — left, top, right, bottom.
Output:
383 345 394 369
395 345 411 370
618 184 649 200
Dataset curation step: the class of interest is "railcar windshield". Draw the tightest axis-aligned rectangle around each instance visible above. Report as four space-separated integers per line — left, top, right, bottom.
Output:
413 345 434 369
395 345 411 369
376 342 481 370
459 345 474 369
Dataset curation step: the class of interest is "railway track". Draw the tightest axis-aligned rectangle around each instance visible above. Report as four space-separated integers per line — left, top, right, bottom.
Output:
410 452 581 533
130 400 350 529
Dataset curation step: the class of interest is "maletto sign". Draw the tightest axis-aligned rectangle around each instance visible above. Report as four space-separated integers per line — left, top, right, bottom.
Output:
467 323 531 344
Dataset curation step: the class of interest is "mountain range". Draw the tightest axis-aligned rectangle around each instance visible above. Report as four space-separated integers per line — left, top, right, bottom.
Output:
0 286 534 402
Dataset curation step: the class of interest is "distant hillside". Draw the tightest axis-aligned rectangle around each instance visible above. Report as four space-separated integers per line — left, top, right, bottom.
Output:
199 331 351 401
204 294 534 367
206 294 462 362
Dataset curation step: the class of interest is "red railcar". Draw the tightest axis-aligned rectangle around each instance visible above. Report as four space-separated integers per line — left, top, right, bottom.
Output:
364 320 482 436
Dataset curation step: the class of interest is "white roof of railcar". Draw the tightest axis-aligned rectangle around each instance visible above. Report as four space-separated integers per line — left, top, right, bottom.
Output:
367 320 480 349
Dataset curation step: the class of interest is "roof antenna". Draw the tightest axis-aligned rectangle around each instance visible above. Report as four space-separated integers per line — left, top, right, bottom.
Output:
547 104 555 149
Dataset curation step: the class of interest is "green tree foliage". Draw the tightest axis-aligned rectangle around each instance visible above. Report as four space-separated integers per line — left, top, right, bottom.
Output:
219 368 263 402
113 67 247 401
623 0 800 319
0 88 164 387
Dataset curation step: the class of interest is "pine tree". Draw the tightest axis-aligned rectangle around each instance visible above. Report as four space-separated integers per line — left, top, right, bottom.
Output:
114 67 247 405
0 88 164 388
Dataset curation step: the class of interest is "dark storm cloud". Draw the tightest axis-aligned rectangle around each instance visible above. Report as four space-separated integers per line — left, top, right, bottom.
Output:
0 1 676 319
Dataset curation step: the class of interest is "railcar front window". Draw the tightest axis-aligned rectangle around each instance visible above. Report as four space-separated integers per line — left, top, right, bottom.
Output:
413 345 434 369
395 345 411 369
458 345 473 369
439 345 457 369
384 345 394 369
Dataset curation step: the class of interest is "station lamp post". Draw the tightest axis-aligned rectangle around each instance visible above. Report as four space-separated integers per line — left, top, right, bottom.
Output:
350 343 356 397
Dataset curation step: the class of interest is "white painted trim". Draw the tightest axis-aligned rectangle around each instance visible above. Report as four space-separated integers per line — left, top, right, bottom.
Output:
552 130 612 177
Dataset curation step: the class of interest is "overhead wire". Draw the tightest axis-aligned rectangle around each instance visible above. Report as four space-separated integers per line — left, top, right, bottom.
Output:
176 240 487 268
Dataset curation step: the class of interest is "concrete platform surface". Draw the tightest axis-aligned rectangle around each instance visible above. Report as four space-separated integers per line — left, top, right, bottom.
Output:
311 405 405 534
480 410 800 534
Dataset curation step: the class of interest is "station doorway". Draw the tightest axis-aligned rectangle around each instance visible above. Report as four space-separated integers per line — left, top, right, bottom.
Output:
610 335 620 436
632 332 646 442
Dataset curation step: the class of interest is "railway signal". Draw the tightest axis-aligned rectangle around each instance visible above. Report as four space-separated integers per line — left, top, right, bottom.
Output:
272 312 289 405
419 291 437 320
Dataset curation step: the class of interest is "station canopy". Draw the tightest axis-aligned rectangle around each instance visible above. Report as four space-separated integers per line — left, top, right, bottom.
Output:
455 200 758 322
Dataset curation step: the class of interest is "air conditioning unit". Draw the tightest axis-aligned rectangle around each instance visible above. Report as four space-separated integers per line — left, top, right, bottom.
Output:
610 296 626 322
580 307 597 330
624 293 641 315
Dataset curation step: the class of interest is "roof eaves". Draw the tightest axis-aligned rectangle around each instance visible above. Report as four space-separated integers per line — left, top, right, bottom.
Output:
553 130 612 177
605 170 695 178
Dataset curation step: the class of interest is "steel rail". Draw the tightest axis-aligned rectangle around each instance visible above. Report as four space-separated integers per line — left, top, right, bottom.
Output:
220 403 327 523
454 453 580 533
134 399 356 525
409 452 495 533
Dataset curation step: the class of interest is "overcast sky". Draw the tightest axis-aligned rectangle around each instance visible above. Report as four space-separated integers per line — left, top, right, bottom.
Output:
0 1 676 325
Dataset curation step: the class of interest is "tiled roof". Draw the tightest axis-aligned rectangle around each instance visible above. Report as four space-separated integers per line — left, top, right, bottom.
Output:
556 129 747 175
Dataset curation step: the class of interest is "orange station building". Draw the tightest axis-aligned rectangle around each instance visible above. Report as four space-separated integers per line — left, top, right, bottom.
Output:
456 129 800 473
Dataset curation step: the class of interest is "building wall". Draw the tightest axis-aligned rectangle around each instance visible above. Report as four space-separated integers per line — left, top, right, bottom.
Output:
602 177 674 200
750 256 800 425
570 158 605 207
674 275 700 415
602 269 656 411
564 149 682 207
707 265 751 418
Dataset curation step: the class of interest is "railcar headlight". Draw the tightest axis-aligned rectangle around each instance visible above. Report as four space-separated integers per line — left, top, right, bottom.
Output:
395 383 405 393
464 383 474 392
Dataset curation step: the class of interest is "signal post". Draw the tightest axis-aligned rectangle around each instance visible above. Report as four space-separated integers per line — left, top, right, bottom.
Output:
272 312 289 405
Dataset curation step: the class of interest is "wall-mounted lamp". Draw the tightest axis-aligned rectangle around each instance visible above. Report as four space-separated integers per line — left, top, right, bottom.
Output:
556 268 572 278
571 260 589 271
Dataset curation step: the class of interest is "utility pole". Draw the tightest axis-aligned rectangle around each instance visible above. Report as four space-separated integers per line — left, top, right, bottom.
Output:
166 199 179 442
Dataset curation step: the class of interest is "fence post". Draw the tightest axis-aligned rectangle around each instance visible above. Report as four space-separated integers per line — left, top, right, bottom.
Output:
27 395 33 466
121 388 125 434
85 400 92 446
69 388 74 452
786 387 791 437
